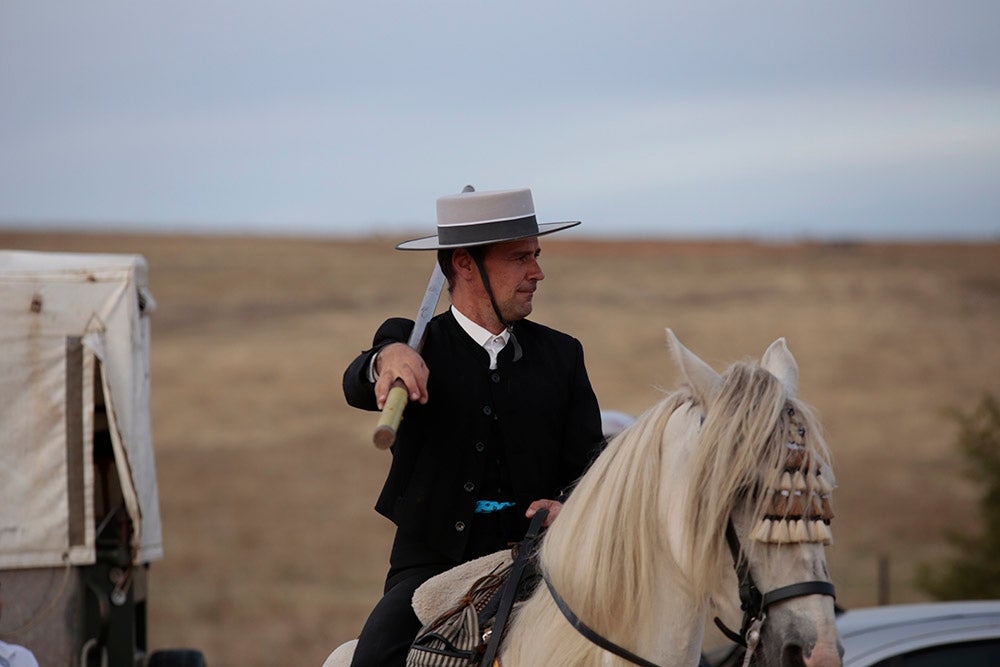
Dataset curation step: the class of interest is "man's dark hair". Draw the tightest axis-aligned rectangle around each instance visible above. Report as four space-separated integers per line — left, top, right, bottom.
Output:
437 246 487 293
436 249 455 291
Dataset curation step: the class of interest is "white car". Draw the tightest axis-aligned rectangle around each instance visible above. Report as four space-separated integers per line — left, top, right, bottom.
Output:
838 600 1000 666
704 600 1000 667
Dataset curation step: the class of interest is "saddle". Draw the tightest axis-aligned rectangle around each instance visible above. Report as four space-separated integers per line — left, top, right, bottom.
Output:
406 510 547 667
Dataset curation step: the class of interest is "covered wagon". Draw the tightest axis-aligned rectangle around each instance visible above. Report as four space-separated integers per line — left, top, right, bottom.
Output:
0 250 203 666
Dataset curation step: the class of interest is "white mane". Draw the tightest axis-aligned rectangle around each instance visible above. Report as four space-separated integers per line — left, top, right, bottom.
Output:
504 360 834 665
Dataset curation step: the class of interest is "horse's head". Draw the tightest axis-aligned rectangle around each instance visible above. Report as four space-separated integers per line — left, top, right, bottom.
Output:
525 332 842 667
667 330 842 667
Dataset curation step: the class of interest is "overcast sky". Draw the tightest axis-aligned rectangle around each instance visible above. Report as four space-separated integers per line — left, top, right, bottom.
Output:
2 2 998 240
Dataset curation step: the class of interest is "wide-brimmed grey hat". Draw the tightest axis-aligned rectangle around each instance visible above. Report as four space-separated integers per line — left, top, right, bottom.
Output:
396 186 580 251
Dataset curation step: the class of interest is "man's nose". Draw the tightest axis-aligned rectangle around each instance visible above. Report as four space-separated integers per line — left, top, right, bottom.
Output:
530 259 545 281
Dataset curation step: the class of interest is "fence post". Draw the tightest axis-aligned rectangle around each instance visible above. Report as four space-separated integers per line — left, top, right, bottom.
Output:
877 554 890 605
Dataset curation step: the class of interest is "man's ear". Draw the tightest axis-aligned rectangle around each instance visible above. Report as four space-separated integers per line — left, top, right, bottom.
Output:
452 248 476 281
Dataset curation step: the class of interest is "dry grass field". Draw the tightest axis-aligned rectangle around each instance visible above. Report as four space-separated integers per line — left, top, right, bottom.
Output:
2 231 998 666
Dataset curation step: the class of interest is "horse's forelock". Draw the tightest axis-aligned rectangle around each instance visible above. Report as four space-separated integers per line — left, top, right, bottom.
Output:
682 361 835 600
683 361 793 599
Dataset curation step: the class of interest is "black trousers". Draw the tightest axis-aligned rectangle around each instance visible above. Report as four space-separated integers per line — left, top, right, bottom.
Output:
350 510 517 667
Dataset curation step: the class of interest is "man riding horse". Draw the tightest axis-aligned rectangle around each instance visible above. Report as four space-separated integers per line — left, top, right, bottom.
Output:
341 185 605 666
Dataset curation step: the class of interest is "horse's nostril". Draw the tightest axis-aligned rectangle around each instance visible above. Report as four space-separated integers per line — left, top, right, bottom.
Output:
782 643 806 667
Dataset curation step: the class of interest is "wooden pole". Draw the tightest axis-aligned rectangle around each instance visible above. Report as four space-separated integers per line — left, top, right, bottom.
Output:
372 264 445 449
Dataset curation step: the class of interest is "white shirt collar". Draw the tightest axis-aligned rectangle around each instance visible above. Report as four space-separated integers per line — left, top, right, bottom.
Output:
451 305 510 347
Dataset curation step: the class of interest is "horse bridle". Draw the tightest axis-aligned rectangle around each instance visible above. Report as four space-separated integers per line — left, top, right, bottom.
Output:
714 519 836 655
542 518 836 667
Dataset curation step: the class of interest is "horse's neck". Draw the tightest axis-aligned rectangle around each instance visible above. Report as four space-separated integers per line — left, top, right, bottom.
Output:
637 572 708 666
503 569 707 667
502 400 712 665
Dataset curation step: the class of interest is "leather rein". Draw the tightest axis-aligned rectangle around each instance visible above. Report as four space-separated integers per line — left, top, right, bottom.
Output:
542 518 836 667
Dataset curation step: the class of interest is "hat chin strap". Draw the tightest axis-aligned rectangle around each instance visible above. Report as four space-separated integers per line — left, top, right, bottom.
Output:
472 252 522 363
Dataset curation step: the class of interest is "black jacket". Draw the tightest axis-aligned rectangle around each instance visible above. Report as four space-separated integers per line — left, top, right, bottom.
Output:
343 310 604 561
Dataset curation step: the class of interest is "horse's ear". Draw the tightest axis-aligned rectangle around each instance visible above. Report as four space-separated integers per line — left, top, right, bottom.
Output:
761 337 799 399
666 329 722 403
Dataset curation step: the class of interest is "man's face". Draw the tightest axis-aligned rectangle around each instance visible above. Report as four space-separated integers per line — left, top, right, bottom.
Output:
481 237 545 322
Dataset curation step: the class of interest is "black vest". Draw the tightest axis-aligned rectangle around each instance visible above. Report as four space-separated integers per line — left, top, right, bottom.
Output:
343 311 604 562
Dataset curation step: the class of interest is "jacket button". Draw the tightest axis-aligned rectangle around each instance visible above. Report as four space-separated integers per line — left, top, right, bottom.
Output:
464 482 475 492
483 405 492 416
475 442 485 452
491 372 501 383
455 521 466 532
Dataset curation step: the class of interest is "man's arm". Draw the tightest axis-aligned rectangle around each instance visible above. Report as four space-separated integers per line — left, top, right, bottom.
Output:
343 318 414 411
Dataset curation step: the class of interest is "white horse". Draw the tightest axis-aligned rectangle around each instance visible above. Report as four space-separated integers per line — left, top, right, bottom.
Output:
327 331 842 667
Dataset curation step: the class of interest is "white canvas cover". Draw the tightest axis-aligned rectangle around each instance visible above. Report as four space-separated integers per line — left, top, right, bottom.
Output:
0 250 162 568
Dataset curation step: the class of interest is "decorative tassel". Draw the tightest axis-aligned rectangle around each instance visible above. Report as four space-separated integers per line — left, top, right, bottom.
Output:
790 519 810 542
810 494 823 519
785 443 806 468
820 496 835 521
808 520 824 542
780 472 793 491
770 520 792 544
788 492 806 518
771 489 790 516
793 471 808 491
806 520 833 545
752 519 772 542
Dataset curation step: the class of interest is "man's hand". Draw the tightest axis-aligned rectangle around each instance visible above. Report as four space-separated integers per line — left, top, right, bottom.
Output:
375 342 430 409
526 499 563 527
